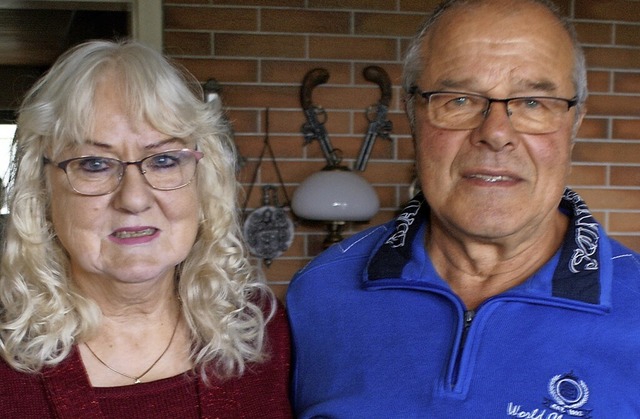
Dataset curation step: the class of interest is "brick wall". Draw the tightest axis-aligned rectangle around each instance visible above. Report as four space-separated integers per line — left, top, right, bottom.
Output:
164 0 640 299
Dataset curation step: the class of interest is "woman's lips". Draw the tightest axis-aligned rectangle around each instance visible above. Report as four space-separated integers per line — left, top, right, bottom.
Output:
111 227 158 239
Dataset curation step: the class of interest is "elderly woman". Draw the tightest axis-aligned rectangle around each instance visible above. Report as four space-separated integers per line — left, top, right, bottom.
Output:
0 40 292 417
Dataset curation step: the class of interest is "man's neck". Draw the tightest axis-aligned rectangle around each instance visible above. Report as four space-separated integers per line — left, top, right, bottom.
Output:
426 212 569 310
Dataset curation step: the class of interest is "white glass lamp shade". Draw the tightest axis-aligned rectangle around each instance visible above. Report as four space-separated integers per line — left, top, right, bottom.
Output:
292 169 380 222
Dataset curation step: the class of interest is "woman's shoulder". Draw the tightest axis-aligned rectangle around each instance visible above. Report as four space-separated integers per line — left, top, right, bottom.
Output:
0 357 53 416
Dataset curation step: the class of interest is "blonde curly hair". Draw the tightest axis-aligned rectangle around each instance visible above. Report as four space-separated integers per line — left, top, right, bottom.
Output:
0 39 275 380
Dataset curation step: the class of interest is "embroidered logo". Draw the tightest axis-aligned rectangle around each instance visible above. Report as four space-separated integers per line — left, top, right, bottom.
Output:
507 372 593 419
544 372 592 418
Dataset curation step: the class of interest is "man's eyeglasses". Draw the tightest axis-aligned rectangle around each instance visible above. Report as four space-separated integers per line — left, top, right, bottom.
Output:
410 87 578 134
44 148 204 196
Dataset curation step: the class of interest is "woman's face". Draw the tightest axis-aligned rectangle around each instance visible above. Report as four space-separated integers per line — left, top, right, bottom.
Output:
48 79 200 289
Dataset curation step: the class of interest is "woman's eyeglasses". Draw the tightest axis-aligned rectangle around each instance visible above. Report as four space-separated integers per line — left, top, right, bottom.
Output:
44 148 204 196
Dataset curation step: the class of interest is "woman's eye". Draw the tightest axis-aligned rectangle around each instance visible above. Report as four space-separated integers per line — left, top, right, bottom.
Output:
78 157 112 172
148 153 180 169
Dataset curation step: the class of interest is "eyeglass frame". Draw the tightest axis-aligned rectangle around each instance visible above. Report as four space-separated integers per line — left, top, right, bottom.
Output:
408 86 578 134
44 148 204 196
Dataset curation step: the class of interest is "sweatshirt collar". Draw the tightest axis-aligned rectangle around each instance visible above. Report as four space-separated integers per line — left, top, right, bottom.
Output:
365 188 603 305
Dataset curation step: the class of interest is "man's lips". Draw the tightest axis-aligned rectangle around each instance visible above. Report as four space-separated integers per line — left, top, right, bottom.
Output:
111 227 158 239
466 173 517 183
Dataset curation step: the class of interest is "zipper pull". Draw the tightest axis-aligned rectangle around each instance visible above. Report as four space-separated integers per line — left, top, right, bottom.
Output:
464 310 476 329
462 309 476 344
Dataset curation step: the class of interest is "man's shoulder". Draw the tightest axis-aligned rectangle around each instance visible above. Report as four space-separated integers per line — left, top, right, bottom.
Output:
286 222 394 301
294 222 392 278
608 236 640 273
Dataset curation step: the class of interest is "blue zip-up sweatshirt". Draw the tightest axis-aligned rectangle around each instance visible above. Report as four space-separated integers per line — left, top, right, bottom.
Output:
287 188 640 418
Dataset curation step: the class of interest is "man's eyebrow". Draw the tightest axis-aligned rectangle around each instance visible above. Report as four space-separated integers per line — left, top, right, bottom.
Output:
516 79 560 93
437 79 472 90
435 78 561 94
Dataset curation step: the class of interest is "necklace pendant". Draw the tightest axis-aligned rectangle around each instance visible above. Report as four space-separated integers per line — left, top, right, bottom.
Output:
134 378 141 384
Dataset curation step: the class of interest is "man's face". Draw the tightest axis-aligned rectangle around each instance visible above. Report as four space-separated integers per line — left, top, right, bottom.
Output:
413 1 583 244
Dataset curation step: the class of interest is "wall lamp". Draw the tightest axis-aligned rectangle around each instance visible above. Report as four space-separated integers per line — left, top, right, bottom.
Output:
291 165 379 248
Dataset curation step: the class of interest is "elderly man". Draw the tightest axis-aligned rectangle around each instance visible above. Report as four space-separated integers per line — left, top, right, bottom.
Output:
286 0 640 417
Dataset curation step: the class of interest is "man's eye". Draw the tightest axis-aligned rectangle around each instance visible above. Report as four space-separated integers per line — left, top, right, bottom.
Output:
450 96 470 106
523 98 541 109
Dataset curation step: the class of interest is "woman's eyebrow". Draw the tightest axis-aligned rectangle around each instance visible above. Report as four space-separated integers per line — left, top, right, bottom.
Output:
144 137 187 151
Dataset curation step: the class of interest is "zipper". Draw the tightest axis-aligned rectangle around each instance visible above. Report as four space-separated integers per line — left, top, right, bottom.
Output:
451 309 476 388
363 280 608 396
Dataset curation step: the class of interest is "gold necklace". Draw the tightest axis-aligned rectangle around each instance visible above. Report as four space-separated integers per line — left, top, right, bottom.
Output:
84 312 181 384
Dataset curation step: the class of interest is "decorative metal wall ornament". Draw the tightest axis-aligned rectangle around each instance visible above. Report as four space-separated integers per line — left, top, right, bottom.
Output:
300 67 342 168
242 108 294 266
243 185 294 266
354 66 393 171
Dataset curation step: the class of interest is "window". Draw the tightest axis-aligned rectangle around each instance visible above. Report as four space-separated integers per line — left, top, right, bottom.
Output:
0 0 162 213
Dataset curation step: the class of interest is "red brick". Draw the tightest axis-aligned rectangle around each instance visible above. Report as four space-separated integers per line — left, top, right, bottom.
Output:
610 211 640 232
164 0 208 4
586 71 610 93
575 0 640 22
611 166 640 186
175 58 258 83
262 61 352 84
573 142 640 163
586 94 640 117
567 164 607 186
400 0 447 13
227 110 260 133
577 118 609 139
617 23 640 47
262 9 350 34
576 22 612 45
210 0 303 5
222 85 301 108
309 0 396 10
584 46 640 70
237 135 305 160
359 161 415 184
614 73 640 93
215 34 305 58
309 36 397 61
165 6 257 31
164 31 211 56
574 188 640 210
354 12 427 37
613 120 640 140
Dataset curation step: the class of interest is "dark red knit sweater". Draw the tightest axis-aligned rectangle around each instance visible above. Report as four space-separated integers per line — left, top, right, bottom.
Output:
0 306 292 418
